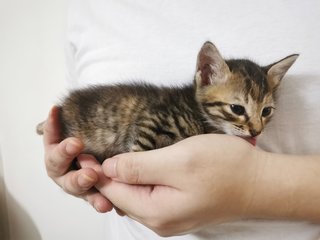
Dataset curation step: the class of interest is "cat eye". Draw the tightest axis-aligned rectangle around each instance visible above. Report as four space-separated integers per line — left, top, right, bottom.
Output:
230 104 246 115
262 107 273 117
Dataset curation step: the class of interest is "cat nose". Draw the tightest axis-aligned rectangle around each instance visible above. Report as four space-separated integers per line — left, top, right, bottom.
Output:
249 129 261 137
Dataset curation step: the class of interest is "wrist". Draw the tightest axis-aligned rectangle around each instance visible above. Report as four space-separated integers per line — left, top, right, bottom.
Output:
242 151 320 222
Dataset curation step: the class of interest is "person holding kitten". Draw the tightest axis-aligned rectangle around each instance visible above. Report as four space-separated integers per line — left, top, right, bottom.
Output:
43 111 320 237
41 1 320 240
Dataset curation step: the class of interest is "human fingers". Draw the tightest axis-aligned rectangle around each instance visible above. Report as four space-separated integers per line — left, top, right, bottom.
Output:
76 154 160 217
97 178 182 236
42 107 113 213
43 106 62 146
57 167 113 213
45 137 83 178
83 189 114 213
77 154 102 169
43 105 84 177
56 167 98 195
101 147 186 186
54 165 113 213
76 154 114 213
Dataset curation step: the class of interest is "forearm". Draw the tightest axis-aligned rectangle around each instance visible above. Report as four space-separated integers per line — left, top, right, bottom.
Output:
245 151 320 222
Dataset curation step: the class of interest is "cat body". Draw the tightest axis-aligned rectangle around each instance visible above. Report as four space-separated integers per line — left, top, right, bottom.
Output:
37 42 298 162
59 83 212 161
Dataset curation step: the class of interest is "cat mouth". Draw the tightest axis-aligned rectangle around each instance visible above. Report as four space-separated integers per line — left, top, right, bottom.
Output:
241 137 257 146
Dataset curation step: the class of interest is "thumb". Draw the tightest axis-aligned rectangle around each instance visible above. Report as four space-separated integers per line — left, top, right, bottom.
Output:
102 147 181 186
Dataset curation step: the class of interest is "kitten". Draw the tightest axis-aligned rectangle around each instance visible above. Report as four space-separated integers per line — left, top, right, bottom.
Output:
37 42 298 163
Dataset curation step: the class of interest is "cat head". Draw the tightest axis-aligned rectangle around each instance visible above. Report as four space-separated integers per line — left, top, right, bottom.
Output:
195 41 298 140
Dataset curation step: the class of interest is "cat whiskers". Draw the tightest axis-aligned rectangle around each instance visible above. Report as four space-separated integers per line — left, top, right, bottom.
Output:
231 124 248 137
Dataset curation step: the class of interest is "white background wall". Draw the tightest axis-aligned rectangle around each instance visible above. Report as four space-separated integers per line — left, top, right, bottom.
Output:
0 1 320 240
0 1 106 239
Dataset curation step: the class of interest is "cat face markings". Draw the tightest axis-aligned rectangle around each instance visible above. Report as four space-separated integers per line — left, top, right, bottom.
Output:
196 42 298 138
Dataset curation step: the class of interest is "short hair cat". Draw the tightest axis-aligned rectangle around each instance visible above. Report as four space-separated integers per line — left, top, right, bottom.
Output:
37 41 298 162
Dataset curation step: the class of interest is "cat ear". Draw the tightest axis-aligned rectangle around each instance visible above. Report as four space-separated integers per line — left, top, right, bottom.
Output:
265 54 299 90
195 41 230 87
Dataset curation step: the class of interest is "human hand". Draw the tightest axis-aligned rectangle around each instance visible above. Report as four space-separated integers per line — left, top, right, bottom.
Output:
42 106 112 213
91 134 262 236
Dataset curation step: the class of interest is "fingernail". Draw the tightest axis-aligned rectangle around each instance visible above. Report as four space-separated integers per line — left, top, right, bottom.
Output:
94 202 103 213
79 174 95 188
66 140 80 155
103 157 118 178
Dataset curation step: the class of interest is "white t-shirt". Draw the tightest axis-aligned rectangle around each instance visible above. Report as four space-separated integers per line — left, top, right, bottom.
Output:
66 1 320 239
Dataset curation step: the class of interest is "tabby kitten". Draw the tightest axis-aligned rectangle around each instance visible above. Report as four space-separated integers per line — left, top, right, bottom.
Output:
37 42 298 163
